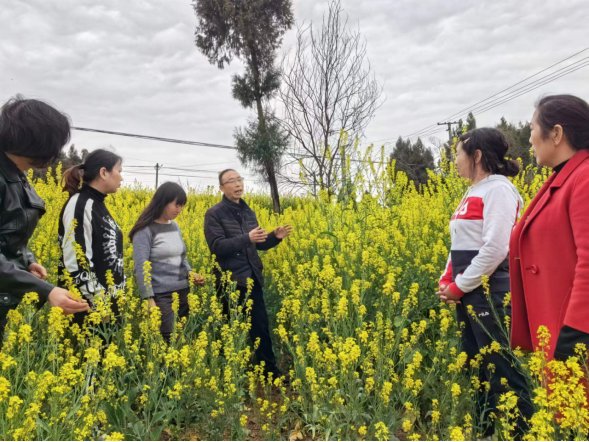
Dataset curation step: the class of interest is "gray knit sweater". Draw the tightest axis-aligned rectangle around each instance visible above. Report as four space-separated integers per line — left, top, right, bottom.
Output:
132 221 191 298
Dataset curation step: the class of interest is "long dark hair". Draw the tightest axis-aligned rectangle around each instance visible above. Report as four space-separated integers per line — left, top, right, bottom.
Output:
62 149 122 196
129 182 188 241
458 127 520 178
0 95 71 167
535 94 589 151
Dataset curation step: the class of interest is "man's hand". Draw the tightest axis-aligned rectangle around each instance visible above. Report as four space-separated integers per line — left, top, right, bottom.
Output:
148 298 157 308
29 263 47 280
47 287 90 314
436 284 461 305
274 224 293 239
249 226 268 243
191 272 206 286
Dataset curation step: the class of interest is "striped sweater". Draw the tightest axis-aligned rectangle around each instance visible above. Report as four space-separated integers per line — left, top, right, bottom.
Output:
440 175 523 297
57 186 126 303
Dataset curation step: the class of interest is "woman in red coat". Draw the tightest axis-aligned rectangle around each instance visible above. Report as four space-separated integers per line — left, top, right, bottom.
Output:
510 94 589 361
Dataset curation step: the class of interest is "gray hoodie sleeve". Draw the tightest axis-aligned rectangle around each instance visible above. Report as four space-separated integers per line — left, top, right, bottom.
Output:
132 227 154 299
175 222 192 274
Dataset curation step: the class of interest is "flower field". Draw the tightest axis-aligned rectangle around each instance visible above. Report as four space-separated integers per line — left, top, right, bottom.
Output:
1 156 588 441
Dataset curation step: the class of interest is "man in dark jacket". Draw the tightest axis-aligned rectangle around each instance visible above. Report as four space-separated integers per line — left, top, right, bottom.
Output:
0 96 89 340
204 169 292 377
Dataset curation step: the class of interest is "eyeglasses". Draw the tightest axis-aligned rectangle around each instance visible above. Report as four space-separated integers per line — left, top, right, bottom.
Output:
222 177 244 185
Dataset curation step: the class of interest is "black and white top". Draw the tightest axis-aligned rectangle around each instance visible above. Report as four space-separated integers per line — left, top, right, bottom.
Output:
440 175 523 297
57 185 125 303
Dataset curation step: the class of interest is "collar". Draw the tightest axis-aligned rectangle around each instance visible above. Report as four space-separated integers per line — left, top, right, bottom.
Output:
0 151 27 183
553 159 569 175
81 185 107 202
221 195 249 210
550 150 589 188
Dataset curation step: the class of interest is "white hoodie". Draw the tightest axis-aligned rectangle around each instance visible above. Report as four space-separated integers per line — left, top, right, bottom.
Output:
440 175 524 296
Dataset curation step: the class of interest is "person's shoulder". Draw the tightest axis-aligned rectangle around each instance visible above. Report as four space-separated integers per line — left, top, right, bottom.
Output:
133 225 153 241
240 199 256 214
571 158 589 187
479 177 520 205
205 201 224 216
483 176 517 193
575 156 589 174
64 192 86 212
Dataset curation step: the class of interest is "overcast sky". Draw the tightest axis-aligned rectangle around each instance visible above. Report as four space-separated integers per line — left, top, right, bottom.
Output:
1 0 588 191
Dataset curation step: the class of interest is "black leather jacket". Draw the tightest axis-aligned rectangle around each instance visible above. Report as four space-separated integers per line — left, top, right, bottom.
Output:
0 152 54 306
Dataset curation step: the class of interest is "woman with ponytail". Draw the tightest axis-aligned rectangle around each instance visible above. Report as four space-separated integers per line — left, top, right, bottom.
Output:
130 182 204 341
436 127 533 438
58 149 125 324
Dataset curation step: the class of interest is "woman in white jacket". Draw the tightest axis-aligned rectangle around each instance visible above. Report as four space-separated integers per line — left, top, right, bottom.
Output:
437 128 532 439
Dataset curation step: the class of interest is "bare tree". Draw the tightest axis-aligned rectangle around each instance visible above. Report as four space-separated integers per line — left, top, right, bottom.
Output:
277 0 383 196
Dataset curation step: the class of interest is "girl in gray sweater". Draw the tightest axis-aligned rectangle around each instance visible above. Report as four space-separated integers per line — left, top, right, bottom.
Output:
130 182 204 341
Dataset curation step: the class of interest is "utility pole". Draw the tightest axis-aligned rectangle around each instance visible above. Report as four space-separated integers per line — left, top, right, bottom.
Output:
437 121 461 145
154 163 163 188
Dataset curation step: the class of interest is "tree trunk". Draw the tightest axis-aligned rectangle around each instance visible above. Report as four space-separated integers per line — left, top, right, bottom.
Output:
266 160 281 214
249 48 281 213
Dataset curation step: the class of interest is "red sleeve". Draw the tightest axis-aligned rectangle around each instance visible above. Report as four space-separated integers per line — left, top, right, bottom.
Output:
448 282 466 298
439 255 453 288
563 169 589 333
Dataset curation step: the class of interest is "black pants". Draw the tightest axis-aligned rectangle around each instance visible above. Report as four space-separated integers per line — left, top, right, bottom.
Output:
218 278 279 375
154 287 190 342
456 291 534 439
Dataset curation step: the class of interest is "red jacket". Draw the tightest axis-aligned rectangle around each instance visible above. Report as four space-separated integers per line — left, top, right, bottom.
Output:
510 150 589 358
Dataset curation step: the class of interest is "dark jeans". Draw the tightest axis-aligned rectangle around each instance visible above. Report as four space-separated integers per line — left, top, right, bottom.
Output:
456 291 534 439
154 287 190 342
218 278 279 376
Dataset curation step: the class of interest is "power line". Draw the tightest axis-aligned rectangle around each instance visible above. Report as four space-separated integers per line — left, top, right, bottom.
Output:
470 62 589 116
121 156 195 168
400 59 589 145
178 161 241 167
124 165 253 177
367 46 589 146
408 128 445 142
163 166 232 173
123 157 240 168
404 51 589 141
72 126 237 150
125 163 243 171
405 57 589 142
441 51 589 122
127 170 225 180
459 58 589 118
408 61 589 140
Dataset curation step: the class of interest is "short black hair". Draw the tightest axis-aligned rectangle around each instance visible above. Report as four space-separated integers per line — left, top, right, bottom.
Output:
218 168 236 186
0 95 71 168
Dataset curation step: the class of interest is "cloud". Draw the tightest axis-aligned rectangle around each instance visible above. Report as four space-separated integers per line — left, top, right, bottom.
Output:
1 0 588 189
